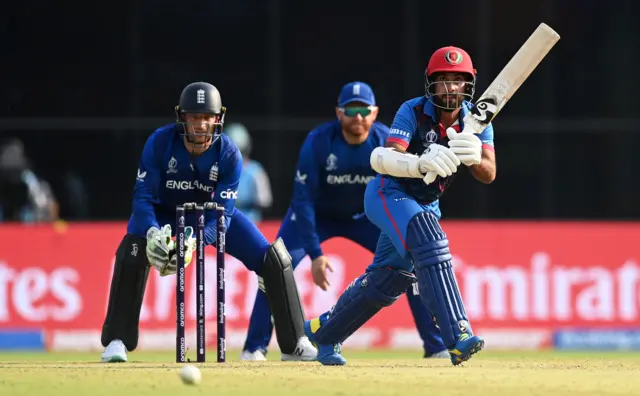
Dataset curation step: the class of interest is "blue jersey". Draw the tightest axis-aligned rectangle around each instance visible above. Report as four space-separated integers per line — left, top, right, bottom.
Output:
127 124 242 245
291 120 388 259
385 96 494 206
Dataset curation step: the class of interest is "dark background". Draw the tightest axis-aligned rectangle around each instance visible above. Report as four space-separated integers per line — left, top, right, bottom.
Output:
1 0 637 221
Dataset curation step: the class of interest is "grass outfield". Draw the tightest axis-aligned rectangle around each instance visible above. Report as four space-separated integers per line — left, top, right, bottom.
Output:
0 350 639 395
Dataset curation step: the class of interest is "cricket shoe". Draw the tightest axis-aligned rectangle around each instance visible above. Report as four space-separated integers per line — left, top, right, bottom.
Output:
424 350 451 359
448 334 484 366
241 349 267 361
304 319 346 366
101 339 128 363
281 336 318 361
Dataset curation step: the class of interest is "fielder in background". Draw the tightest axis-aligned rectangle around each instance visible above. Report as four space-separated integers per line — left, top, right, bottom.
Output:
242 81 448 361
226 123 273 223
100 81 316 363
305 47 497 365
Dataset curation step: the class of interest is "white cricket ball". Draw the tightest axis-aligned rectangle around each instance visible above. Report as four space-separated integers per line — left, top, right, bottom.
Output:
179 365 202 385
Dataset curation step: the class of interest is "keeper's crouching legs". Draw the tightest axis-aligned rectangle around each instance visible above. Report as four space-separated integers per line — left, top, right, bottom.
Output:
257 238 317 361
100 234 151 363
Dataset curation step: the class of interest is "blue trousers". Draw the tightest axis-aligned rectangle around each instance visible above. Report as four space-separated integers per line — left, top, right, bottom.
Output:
365 176 442 272
362 175 472 349
221 208 271 273
243 207 446 354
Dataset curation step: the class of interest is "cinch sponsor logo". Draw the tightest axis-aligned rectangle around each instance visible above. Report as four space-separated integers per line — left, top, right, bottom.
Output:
219 189 238 200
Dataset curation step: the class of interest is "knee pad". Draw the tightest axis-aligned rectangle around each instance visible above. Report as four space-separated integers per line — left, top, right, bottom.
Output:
406 211 471 349
314 269 416 345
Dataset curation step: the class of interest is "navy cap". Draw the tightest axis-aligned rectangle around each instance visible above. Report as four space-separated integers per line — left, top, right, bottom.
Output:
337 81 376 107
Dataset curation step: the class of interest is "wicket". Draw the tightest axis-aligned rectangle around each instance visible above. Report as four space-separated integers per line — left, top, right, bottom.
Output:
175 202 226 363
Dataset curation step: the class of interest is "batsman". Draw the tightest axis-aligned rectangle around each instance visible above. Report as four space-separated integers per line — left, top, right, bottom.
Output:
100 81 317 363
305 47 497 365
242 81 449 361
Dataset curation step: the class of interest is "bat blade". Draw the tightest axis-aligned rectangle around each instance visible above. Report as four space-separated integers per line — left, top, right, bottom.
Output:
464 23 561 134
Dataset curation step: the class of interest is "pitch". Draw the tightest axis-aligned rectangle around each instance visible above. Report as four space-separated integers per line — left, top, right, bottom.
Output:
1 350 639 395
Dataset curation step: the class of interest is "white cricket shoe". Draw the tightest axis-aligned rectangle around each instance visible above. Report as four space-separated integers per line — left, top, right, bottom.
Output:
281 336 317 361
101 339 128 363
241 350 267 361
425 350 451 359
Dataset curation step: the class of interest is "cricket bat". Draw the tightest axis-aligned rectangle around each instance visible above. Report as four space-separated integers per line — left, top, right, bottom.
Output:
464 23 561 134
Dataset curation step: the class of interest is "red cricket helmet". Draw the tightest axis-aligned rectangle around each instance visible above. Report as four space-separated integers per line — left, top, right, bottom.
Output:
426 46 476 77
424 46 477 111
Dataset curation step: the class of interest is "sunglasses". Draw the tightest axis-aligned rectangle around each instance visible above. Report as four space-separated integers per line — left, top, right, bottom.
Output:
339 106 375 117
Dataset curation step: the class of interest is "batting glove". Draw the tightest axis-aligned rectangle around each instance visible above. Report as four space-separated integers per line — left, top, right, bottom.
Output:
447 127 482 166
418 143 460 185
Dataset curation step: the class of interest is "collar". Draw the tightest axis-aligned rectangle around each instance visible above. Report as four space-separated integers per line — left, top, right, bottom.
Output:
423 98 472 129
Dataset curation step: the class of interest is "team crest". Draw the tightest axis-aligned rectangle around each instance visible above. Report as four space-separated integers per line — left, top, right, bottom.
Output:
209 163 219 181
444 50 463 65
196 89 205 104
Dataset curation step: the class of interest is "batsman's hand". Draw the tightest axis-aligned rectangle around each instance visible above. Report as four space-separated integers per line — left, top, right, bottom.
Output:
418 144 460 185
311 256 334 291
146 224 172 274
164 226 197 277
446 127 482 167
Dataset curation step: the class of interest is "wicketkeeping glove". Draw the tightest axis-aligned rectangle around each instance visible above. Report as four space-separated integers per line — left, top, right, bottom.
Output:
163 226 197 277
146 224 173 274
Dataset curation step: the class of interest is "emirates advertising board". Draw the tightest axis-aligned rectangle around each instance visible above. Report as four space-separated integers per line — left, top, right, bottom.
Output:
0 221 639 351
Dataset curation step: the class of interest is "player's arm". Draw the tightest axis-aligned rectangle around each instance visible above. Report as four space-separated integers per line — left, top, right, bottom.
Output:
468 123 496 183
446 112 497 184
131 133 177 273
131 134 162 232
204 145 242 245
469 147 496 184
371 103 459 181
291 136 323 260
448 121 497 184
370 103 423 177
384 103 417 154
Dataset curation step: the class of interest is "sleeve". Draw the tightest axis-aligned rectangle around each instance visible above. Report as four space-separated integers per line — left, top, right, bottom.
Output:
204 145 242 245
291 135 323 260
477 123 495 151
131 133 162 233
386 102 418 149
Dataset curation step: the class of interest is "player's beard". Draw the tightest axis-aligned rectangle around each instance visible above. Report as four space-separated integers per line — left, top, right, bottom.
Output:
343 121 370 138
434 93 464 112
